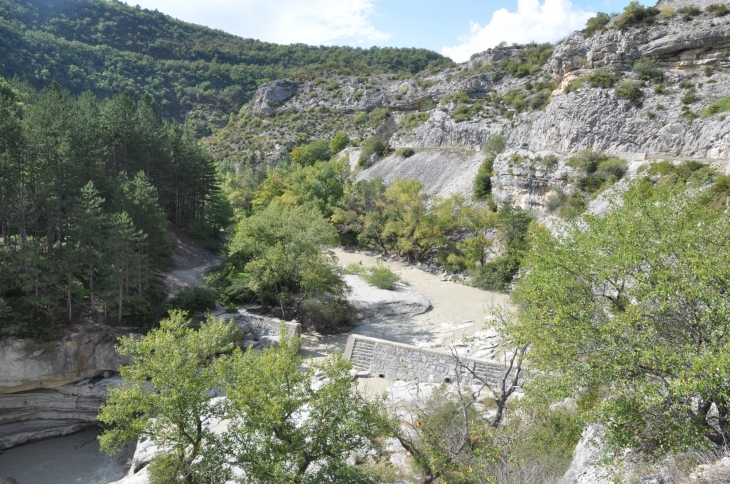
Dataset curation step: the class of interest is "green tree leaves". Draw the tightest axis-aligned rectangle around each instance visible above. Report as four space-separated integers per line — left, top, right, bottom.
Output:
512 183 730 451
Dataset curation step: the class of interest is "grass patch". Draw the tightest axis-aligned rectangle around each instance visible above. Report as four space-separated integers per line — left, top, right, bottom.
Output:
363 263 401 290
702 96 730 117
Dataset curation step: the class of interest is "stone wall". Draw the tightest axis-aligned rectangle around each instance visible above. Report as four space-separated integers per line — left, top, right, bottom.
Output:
343 335 511 388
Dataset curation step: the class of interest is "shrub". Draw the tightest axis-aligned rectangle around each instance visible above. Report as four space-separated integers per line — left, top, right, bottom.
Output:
290 140 331 166
164 286 218 315
357 137 386 168
546 190 568 212
564 79 584 93
473 160 494 200
587 68 617 88
354 112 368 125
470 258 515 291
633 57 664 83
681 88 698 105
702 96 730 117
568 151 627 196
364 263 401 290
659 6 675 18
584 12 611 36
396 147 415 158
714 4 729 16
614 1 659 29
400 111 429 130
299 296 356 333
677 5 702 20
529 91 549 110
329 131 350 154
368 107 389 126
615 80 643 101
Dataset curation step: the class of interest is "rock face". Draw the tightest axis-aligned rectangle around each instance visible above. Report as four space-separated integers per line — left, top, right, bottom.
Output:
0 333 128 449
357 148 486 199
560 424 614 484
250 80 297 116
0 332 124 393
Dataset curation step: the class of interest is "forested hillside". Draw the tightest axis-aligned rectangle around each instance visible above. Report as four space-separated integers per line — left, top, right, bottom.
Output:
0 0 452 134
0 77 226 339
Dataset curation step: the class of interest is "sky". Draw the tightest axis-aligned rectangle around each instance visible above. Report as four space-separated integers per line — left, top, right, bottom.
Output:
129 0 648 62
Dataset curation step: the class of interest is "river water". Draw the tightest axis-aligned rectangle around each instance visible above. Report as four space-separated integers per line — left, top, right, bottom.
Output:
0 429 131 484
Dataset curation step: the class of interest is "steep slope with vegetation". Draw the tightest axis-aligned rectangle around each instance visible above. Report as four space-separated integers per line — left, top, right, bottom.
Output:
0 0 452 134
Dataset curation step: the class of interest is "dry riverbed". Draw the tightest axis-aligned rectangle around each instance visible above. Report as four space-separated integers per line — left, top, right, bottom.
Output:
302 248 510 362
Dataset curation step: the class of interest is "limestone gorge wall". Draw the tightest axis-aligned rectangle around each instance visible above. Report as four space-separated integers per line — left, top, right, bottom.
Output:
238 2 730 210
0 313 300 450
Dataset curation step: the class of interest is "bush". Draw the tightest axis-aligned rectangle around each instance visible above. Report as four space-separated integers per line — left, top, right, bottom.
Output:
399 111 429 130
587 68 617 88
564 79 584 93
659 6 675 18
396 147 415 158
474 158 494 200
329 131 350 154
299 296 356 333
568 151 627 196
470 258 514 292
702 96 730 117
681 88 698 105
584 12 611 36
615 80 643 101
164 286 218 315
290 140 331 166
678 5 702 20
357 137 386 168
364 263 401 290
633 57 664 83
614 1 659 29
545 190 568 212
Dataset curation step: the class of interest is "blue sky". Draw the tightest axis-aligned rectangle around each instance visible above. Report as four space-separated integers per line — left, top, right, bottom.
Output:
130 0 649 62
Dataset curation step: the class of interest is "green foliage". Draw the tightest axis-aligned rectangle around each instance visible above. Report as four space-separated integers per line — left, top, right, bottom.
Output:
702 97 730 118
100 313 390 482
473 135 506 200
567 151 627 199
290 139 331 166
0 0 452 123
357 136 386 168
396 147 415 158
587 68 617 88
363 263 401 290
0 82 221 335
633 57 664 83
615 80 643 101
614 1 660 29
512 183 730 452
564 79 584 94
678 5 702 20
99 310 237 482
164 286 218 315
681 88 698 104
584 12 611 36
497 43 553 78
707 3 729 16
329 131 350 154
222 335 392 483
503 89 527 112
399 111 430 131
225 202 344 318
299 295 356 333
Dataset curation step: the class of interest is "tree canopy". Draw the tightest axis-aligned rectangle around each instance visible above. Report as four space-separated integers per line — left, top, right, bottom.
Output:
512 183 730 451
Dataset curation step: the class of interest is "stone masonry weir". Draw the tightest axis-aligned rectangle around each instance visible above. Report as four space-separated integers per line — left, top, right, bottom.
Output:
343 335 513 388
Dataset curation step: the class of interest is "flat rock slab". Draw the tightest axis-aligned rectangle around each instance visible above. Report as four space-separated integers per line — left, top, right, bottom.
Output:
344 275 433 320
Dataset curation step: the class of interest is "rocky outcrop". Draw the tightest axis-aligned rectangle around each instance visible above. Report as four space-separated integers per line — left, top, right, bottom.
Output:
0 332 125 394
0 333 129 449
250 80 297 117
357 148 486 199
0 376 122 450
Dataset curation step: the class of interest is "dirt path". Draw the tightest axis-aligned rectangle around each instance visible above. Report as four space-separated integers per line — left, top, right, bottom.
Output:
301 249 510 361
163 232 219 297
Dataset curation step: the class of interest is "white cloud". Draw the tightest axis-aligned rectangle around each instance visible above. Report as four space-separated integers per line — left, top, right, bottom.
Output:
442 0 594 62
133 0 389 45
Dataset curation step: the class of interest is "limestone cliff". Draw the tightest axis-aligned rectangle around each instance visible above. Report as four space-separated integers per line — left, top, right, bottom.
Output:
210 2 730 213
